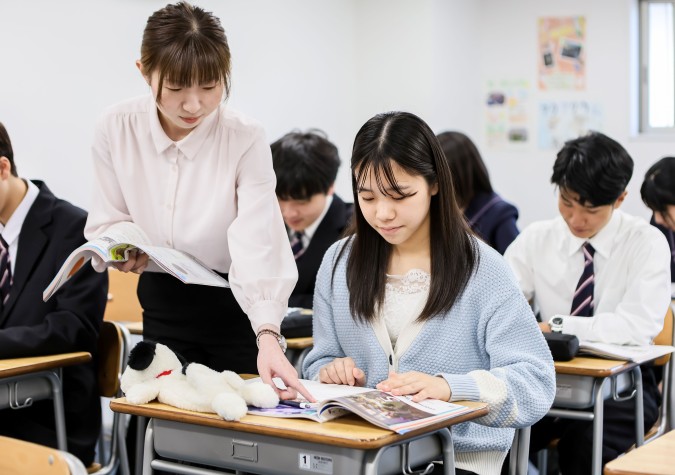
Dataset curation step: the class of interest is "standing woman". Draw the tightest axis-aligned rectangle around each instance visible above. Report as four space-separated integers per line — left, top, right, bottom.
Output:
85 1 309 399
303 112 554 475
436 131 519 254
641 156 675 291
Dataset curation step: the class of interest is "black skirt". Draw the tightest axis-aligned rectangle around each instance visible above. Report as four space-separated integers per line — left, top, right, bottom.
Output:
137 271 258 374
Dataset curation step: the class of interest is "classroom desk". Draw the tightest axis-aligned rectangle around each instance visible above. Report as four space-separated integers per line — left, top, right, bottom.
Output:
0 352 91 451
286 336 313 375
111 397 488 475
548 357 645 475
604 428 675 475
124 321 143 336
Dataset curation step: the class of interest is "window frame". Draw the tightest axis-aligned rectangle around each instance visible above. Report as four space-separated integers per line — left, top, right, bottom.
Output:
640 0 675 133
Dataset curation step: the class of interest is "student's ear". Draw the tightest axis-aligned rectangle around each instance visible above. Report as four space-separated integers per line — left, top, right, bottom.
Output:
430 182 439 196
0 156 11 180
136 60 150 86
327 184 335 196
613 190 628 209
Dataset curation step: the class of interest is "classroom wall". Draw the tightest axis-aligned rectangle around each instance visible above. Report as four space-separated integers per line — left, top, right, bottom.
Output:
1 0 673 227
474 0 671 226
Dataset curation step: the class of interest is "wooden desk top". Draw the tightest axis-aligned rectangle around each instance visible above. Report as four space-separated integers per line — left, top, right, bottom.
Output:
286 336 313 349
554 356 635 377
0 352 91 378
110 397 488 450
124 321 143 335
604 430 675 475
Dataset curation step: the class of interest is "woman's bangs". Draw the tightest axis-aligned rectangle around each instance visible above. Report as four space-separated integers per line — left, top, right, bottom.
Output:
355 154 405 197
161 43 225 87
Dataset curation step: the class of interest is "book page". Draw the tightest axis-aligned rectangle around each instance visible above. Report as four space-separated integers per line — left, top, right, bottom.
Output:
136 245 229 288
579 341 675 364
321 390 472 434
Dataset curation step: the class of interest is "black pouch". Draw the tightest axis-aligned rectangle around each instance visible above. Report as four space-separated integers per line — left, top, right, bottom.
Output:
280 308 313 338
544 332 580 361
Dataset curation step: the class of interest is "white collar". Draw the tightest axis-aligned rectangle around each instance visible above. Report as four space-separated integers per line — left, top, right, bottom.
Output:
1 179 39 246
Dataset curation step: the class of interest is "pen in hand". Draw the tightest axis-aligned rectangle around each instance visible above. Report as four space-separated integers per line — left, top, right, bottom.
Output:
280 399 314 409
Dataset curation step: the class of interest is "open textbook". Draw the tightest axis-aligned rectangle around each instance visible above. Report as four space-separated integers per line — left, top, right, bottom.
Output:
578 341 675 364
43 222 229 301
246 378 476 435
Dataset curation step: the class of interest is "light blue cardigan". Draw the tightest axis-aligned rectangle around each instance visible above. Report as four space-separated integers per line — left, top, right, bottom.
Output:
303 237 555 474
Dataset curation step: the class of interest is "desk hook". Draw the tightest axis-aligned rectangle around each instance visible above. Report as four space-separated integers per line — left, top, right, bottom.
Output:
400 441 435 475
9 382 33 409
611 371 637 403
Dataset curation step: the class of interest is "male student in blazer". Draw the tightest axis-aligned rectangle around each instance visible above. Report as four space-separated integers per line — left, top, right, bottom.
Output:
504 131 671 475
0 121 108 466
271 130 353 309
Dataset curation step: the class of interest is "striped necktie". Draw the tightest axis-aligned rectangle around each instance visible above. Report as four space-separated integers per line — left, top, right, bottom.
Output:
570 242 595 317
0 235 12 307
290 231 305 260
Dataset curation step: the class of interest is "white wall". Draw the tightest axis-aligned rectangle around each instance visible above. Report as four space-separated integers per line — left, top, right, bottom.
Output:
476 0 675 225
1 0 674 227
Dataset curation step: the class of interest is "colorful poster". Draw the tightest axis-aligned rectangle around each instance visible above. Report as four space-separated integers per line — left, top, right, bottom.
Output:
538 101 603 150
485 79 529 148
538 17 586 90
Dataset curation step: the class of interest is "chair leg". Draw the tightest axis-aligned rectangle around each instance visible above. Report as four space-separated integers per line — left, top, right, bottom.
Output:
537 449 548 475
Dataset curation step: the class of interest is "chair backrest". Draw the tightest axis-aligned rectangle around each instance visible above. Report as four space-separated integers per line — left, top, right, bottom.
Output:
91 321 131 475
103 270 142 323
97 321 128 398
653 305 674 366
0 435 87 475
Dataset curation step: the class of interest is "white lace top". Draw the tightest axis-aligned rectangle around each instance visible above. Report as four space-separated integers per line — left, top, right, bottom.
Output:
382 269 430 347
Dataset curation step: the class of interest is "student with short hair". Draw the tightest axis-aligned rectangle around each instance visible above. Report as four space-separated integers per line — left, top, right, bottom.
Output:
436 131 519 254
641 156 675 288
0 121 108 466
505 132 672 474
84 1 310 401
303 112 555 475
271 130 352 309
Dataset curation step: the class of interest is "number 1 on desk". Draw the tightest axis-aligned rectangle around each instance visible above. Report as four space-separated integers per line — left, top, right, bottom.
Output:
299 452 333 474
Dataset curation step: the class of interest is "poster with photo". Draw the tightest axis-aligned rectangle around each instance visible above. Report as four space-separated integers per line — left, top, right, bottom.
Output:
538 16 586 90
538 101 603 150
485 79 529 148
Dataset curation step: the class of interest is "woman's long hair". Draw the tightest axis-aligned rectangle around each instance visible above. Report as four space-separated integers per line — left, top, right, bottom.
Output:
340 111 478 323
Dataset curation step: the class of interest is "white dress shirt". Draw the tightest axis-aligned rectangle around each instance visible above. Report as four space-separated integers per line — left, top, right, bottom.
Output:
84 95 298 332
0 179 39 274
288 195 333 249
504 209 671 345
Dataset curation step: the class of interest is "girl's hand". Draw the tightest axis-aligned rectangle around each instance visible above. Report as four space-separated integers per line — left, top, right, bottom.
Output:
113 249 149 273
319 357 366 386
376 370 451 402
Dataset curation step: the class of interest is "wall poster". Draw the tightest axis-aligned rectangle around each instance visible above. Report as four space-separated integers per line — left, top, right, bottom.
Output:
538 16 586 90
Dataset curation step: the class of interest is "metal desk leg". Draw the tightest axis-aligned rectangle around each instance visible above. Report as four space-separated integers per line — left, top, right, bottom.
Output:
633 366 645 447
142 419 154 475
137 415 147 475
592 378 605 475
45 371 68 451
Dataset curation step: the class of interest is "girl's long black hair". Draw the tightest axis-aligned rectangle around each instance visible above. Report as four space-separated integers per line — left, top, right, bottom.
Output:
337 111 478 323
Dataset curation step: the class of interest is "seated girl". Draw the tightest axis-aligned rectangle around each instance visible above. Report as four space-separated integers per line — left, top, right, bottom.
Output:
302 111 555 475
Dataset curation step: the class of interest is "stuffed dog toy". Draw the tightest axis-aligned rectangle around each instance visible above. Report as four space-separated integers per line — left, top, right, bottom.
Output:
120 340 279 421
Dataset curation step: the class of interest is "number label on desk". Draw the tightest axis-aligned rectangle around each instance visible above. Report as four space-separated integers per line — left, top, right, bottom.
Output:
298 453 333 474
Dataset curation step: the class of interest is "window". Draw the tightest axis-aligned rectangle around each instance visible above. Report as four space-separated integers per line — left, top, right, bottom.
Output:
640 0 675 132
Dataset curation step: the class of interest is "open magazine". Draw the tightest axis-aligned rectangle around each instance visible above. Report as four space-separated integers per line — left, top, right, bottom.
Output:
246 379 476 435
43 222 229 301
578 341 675 364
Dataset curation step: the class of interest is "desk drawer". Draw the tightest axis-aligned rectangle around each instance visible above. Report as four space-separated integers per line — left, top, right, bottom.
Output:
0 378 52 410
153 419 442 475
554 372 631 409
